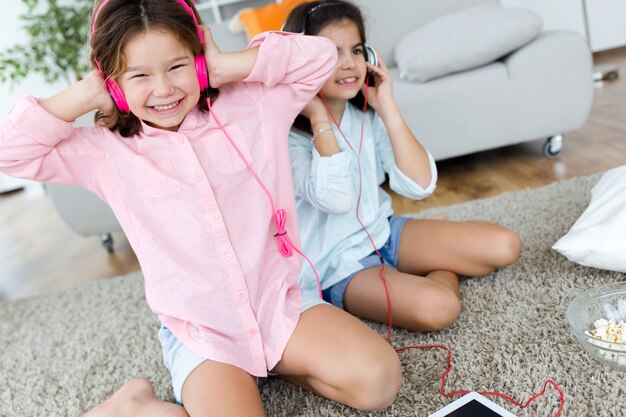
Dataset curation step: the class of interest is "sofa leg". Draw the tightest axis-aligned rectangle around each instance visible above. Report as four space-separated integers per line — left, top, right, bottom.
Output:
543 134 563 158
100 233 114 253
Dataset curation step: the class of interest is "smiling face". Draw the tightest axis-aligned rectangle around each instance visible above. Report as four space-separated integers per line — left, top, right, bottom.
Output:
118 28 201 132
317 19 367 105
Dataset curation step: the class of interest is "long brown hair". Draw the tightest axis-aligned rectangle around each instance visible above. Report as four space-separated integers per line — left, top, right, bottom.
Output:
90 0 218 137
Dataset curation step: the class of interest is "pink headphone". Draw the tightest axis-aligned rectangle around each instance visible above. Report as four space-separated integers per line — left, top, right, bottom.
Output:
91 0 210 113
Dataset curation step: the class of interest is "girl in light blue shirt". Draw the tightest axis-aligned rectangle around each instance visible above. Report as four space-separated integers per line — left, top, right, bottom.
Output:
284 0 522 332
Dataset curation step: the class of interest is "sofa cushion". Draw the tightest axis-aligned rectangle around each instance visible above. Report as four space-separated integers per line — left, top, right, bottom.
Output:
553 166 626 273
394 4 543 82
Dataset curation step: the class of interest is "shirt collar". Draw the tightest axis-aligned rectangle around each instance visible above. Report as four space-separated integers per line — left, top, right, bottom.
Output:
138 106 201 138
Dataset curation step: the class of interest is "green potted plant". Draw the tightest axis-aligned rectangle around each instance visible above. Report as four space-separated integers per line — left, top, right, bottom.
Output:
0 0 92 86
0 0 121 250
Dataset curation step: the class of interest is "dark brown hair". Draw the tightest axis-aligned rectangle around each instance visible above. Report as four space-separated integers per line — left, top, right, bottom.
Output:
283 0 366 44
283 0 371 132
90 0 218 137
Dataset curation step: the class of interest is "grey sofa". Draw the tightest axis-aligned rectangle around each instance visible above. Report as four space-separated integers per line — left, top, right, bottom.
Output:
47 0 594 248
212 0 593 160
356 0 593 160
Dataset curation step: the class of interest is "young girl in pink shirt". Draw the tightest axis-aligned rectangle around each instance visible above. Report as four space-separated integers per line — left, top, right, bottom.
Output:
0 0 402 415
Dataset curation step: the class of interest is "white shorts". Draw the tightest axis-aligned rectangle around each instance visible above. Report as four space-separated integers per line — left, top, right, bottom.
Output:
158 289 328 403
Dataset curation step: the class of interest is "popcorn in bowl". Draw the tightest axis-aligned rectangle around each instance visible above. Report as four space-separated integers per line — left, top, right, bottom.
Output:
583 318 626 368
586 319 626 343
567 282 626 371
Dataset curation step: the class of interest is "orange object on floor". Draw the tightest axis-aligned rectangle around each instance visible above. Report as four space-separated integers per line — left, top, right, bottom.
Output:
238 0 310 39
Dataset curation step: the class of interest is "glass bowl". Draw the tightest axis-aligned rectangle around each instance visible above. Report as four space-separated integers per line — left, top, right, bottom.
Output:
567 282 626 371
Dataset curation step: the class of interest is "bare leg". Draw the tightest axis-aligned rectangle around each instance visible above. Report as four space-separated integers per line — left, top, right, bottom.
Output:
396 218 521 277
344 267 461 331
182 359 265 417
273 304 401 411
80 377 188 417
81 361 264 417
342 219 520 332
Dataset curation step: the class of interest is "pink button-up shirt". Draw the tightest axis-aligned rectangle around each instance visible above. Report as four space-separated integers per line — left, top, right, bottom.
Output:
0 32 337 376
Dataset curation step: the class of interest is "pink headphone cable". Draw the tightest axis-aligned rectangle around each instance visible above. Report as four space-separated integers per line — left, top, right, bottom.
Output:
319 88 394 341
320 80 565 417
206 97 323 298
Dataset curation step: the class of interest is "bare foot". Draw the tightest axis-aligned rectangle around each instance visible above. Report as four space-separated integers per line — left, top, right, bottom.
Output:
80 377 158 417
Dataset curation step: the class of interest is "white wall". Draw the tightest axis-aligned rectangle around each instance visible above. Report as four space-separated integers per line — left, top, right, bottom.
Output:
585 0 626 52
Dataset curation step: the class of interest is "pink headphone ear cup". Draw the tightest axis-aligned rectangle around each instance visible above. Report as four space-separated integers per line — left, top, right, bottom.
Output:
106 78 130 113
195 55 209 91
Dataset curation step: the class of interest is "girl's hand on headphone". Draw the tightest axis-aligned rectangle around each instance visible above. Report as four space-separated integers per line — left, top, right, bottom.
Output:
83 69 115 115
362 54 394 113
200 25 226 88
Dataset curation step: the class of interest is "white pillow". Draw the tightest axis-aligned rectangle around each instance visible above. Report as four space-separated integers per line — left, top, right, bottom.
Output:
394 4 543 82
553 166 626 273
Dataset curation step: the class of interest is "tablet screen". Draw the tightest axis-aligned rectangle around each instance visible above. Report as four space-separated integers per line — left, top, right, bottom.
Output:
428 392 518 417
441 399 505 417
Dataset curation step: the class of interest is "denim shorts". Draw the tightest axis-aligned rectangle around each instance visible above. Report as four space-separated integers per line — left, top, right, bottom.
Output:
321 215 409 310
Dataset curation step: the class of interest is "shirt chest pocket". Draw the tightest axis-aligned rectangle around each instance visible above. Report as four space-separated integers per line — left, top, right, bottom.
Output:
134 156 182 198
202 124 254 175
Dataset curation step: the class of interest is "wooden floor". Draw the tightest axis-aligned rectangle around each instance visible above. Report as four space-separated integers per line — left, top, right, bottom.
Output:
2 47 626 300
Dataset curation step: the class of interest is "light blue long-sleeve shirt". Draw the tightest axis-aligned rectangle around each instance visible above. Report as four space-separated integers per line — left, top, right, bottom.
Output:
289 102 438 293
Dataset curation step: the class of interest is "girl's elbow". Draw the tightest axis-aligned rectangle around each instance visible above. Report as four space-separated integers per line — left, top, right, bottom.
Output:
313 38 339 75
415 188 435 200
318 37 338 61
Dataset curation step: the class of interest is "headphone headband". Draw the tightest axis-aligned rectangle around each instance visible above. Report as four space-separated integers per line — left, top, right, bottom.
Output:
306 1 341 17
173 0 205 45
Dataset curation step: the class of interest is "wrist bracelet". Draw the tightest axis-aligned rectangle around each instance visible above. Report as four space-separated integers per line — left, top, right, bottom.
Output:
312 127 333 142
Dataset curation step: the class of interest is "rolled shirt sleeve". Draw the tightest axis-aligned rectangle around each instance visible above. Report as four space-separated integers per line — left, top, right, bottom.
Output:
374 113 437 199
0 95 105 188
244 31 338 121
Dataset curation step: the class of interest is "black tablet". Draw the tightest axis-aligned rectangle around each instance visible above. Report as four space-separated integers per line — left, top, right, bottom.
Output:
428 392 518 417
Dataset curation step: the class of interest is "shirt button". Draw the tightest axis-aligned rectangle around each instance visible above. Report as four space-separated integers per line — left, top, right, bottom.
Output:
237 290 245 299
225 253 233 261
248 328 257 338
177 137 184 144
211 214 219 221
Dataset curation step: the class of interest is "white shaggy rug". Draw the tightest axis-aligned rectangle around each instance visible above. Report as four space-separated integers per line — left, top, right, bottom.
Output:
1 173 625 417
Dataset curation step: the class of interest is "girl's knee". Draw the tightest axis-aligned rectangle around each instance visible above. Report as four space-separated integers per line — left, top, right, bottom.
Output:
491 227 521 267
349 347 402 410
409 287 461 332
